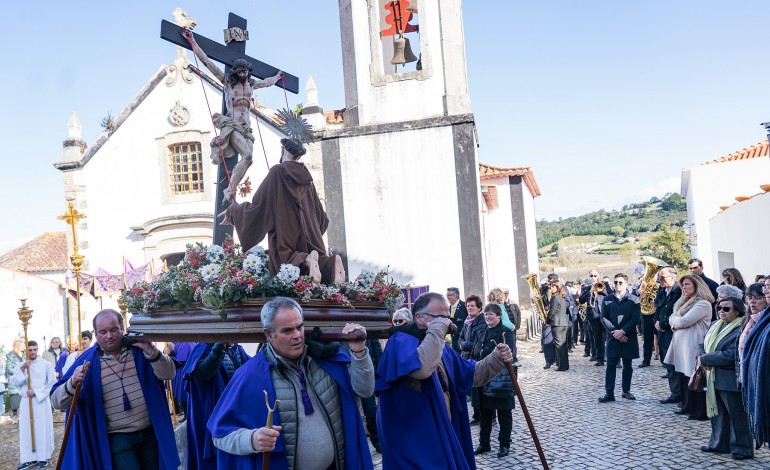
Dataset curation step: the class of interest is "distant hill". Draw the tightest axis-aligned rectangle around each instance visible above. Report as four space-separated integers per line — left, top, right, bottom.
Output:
536 193 687 249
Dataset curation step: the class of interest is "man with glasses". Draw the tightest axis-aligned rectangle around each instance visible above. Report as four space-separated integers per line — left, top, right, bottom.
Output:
376 292 513 469
599 274 641 403
446 287 468 353
653 267 683 404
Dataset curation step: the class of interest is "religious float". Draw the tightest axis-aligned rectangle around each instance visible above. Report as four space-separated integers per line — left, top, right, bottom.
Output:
123 237 407 343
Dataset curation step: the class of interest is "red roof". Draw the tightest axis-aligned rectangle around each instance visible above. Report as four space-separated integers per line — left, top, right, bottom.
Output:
478 163 541 197
0 232 68 273
704 140 769 165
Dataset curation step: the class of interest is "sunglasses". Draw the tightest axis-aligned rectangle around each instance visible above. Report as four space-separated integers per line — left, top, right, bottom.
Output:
717 306 733 312
393 319 406 325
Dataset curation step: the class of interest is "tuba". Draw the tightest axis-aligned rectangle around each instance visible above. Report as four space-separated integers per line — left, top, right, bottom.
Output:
522 273 548 324
639 256 668 315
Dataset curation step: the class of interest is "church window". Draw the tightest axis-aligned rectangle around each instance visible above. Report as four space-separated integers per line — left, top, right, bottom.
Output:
168 142 204 194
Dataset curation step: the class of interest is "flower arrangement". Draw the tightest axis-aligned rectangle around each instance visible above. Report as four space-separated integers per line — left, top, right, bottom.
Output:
121 237 405 318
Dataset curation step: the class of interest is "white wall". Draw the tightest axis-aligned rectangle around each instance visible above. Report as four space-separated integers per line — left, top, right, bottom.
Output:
481 177 517 298
338 126 470 291
708 191 770 281
0 269 66 354
683 157 770 278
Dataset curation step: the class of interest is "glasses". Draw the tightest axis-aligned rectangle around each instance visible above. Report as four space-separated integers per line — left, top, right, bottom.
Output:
717 306 733 312
418 312 449 320
590 275 599 278
392 319 406 325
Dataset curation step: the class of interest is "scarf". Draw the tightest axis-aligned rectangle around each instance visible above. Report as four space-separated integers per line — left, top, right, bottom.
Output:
742 309 770 448
672 295 700 318
464 314 477 327
703 317 742 418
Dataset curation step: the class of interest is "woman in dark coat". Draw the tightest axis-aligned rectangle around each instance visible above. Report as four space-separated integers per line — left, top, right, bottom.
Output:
458 295 486 424
699 296 754 460
548 281 570 371
471 304 516 459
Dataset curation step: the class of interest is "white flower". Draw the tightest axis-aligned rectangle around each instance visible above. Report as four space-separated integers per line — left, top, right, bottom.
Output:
199 263 220 282
243 254 265 273
276 264 300 285
248 245 266 256
357 270 376 287
206 245 225 261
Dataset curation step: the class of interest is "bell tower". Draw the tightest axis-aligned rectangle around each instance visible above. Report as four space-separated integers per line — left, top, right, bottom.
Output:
318 0 483 295
339 0 472 126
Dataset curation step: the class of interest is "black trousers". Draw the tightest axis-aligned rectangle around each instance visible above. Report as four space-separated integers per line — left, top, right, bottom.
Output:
584 322 594 355
541 325 556 365
605 357 633 395
570 320 579 346
589 319 605 361
640 314 655 363
108 427 159 470
709 389 754 457
552 326 569 370
360 395 380 451
677 372 707 418
479 407 513 447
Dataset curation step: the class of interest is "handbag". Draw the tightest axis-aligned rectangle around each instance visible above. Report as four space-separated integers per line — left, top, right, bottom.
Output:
688 365 706 392
483 370 515 399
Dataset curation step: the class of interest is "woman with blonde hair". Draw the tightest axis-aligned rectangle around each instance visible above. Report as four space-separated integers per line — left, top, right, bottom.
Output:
664 274 714 421
487 288 514 330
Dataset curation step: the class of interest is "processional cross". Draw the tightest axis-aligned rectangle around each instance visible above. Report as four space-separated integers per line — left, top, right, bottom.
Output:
160 13 299 245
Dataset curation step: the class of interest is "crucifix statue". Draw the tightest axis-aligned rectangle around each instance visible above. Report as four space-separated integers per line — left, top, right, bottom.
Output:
161 13 299 245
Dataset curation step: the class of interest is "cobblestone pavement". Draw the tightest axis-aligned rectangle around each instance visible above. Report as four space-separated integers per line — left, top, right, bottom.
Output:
373 338 770 469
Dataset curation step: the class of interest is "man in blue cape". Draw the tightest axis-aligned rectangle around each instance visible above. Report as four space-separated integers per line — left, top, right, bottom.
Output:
50 309 180 470
376 292 513 470
183 342 249 469
207 297 375 470
168 341 195 411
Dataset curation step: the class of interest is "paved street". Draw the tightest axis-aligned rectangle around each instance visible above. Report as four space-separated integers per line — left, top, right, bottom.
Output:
374 337 770 469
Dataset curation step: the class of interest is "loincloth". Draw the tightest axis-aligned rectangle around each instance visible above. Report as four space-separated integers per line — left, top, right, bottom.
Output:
210 113 255 164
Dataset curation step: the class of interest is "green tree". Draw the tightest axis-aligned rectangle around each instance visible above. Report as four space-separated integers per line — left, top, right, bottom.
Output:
641 226 689 271
609 226 624 237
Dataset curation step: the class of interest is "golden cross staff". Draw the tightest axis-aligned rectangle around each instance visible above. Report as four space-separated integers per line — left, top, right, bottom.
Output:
58 202 86 349
18 299 36 452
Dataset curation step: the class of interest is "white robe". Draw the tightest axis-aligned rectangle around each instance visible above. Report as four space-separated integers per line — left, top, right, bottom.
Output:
11 358 56 463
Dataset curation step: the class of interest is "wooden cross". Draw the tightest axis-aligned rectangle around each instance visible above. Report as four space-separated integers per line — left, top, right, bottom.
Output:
160 13 299 245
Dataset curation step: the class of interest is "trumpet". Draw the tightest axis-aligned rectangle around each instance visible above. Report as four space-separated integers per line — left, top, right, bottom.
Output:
592 282 606 297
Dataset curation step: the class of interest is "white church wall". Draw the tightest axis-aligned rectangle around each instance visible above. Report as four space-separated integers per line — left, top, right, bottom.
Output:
708 191 770 281
683 157 770 278
0 269 66 353
481 177 517 299
337 126 466 291
522 184 539 280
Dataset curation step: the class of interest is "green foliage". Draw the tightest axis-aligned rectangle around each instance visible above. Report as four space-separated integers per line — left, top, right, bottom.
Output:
536 193 687 248
641 226 690 271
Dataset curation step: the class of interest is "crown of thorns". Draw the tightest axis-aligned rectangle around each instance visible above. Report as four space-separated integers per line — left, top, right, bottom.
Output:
232 59 252 73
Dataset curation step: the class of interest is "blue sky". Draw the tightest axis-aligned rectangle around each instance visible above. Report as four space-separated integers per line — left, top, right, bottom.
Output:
2 1 770 252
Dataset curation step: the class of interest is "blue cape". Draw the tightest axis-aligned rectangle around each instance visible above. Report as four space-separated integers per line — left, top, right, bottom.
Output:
171 342 195 403
50 346 180 470
742 308 770 448
183 343 249 470
207 347 374 470
55 350 69 377
375 332 476 470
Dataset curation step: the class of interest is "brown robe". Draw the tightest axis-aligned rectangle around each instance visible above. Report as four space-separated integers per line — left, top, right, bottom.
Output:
227 160 337 283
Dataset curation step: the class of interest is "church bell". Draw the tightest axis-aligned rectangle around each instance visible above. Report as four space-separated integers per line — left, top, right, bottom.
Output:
391 35 418 65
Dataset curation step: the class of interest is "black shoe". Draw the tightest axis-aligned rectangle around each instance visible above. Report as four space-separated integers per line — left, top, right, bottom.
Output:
660 374 670 378
638 362 650 368
674 410 689 415
543 362 553 369
700 446 728 454
732 454 753 460
469 418 480 426
589 356 597 361
497 447 510 458
36 463 49 469
583 353 591 357
555 368 568 372
17 463 36 470
474 445 491 455
622 392 636 400
595 361 605 367
688 415 709 421
659 396 681 404
598 394 615 403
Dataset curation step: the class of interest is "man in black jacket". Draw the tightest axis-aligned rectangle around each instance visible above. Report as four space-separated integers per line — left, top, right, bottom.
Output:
599 273 641 403
653 267 682 404
689 259 719 314
447 287 468 353
502 288 522 332
579 270 607 366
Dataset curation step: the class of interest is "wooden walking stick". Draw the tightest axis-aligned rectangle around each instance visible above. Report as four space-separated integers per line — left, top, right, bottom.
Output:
262 390 280 470
166 379 178 426
56 361 90 470
18 299 36 453
494 338 549 470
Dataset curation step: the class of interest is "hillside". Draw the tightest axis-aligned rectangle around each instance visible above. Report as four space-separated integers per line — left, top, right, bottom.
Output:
536 193 686 249
536 193 688 280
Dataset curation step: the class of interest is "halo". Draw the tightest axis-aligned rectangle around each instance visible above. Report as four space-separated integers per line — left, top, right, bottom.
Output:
276 108 315 144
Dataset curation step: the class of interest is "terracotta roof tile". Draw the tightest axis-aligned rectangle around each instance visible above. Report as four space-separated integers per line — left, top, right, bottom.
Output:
0 232 68 273
478 163 541 197
704 140 769 165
